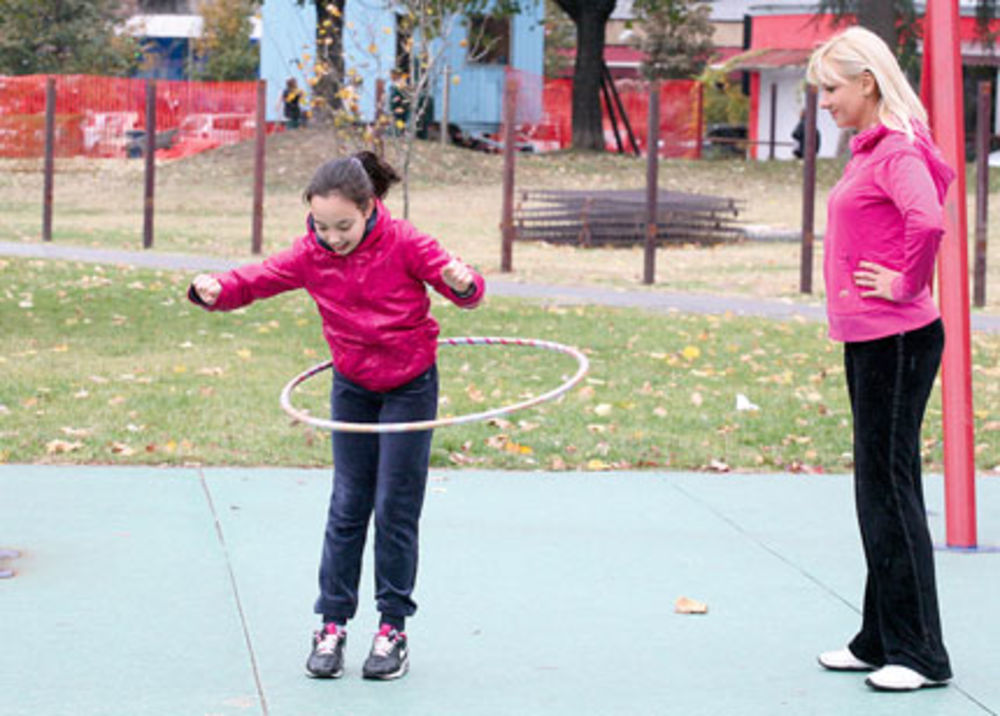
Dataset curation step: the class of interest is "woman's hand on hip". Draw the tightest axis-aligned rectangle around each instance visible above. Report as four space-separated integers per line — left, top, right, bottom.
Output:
192 274 222 305
441 258 473 293
854 260 899 301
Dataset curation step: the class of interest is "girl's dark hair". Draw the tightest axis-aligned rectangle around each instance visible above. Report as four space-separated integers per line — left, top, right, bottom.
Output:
303 151 401 207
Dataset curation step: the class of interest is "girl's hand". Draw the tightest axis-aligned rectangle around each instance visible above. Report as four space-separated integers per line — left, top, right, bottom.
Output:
441 258 473 294
854 260 900 301
192 274 222 305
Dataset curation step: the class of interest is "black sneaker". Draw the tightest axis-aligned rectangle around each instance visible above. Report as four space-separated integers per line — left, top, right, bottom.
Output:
305 623 346 678
362 624 409 680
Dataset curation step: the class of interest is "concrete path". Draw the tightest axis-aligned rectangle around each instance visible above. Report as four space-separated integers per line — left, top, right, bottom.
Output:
1 465 998 716
4 240 999 332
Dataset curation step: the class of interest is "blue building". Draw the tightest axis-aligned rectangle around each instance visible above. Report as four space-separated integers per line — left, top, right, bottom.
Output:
259 0 545 134
124 12 262 80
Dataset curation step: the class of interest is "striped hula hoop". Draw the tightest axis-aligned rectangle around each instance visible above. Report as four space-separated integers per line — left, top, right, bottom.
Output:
279 336 590 433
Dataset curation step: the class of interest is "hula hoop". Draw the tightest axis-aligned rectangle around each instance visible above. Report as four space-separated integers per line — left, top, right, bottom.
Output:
280 336 590 433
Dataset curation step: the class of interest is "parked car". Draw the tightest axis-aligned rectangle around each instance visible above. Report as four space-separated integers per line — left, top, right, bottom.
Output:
81 111 140 157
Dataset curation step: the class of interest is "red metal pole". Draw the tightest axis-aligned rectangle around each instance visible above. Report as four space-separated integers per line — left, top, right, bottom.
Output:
922 0 977 548
42 77 55 242
500 74 517 273
251 79 266 255
143 80 156 250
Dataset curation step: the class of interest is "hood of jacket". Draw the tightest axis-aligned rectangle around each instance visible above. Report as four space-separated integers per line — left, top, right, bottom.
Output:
850 122 955 202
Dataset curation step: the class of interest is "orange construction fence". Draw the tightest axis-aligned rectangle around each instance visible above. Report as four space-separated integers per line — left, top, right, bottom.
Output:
508 69 702 158
0 74 280 160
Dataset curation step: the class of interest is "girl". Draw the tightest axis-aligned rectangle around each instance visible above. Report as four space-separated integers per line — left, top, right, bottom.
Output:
188 151 485 680
806 27 953 692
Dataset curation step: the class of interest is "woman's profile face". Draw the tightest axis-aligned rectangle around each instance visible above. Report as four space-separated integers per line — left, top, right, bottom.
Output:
818 66 879 131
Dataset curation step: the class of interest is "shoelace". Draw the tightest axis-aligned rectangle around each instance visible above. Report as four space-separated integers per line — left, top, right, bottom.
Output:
315 632 341 655
371 633 397 657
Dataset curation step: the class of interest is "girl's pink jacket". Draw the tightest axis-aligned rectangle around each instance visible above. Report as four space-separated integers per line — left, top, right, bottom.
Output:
190 199 485 392
824 122 955 342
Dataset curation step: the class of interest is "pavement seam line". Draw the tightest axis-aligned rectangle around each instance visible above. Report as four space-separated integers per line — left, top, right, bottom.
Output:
669 479 996 714
199 469 270 716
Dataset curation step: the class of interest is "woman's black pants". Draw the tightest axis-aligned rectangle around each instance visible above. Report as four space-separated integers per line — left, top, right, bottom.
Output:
843 318 951 681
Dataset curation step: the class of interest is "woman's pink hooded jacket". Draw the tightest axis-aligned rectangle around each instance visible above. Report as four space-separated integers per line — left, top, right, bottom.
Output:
190 200 484 392
824 122 955 342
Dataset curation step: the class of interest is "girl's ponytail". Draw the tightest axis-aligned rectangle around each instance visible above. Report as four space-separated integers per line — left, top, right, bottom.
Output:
353 150 401 200
303 151 401 208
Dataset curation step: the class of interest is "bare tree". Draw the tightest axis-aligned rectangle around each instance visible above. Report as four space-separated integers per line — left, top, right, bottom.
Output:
631 0 714 81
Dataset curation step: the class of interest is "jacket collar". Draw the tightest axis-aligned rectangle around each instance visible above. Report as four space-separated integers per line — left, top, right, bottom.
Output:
849 122 891 155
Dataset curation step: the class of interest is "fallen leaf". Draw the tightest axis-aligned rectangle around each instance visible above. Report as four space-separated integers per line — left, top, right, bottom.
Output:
46 439 82 454
674 596 708 615
110 442 135 456
681 345 701 361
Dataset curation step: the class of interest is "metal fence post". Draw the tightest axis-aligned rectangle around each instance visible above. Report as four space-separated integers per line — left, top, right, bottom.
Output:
500 75 517 273
441 65 450 146
974 80 990 308
143 80 156 250
42 77 56 242
768 83 777 160
252 79 266 255
644 83 660 285
800 86 818 294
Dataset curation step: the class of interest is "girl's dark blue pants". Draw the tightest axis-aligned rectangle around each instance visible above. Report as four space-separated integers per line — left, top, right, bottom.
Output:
314 365 437 627
844 318 952 681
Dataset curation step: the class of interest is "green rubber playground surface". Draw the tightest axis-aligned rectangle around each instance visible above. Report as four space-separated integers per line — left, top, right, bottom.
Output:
1 465 997 715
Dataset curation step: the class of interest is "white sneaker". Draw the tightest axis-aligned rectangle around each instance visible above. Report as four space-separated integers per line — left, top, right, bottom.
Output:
817 648 876 671
865 665 949 691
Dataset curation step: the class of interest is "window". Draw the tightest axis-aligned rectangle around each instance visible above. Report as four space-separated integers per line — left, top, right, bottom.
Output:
137 0 195 12
467 15 510 65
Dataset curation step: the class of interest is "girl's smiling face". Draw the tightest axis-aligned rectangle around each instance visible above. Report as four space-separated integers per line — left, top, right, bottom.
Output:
309 192 373 255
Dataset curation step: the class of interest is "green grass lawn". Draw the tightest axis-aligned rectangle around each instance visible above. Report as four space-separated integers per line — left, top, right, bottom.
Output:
3 256 998 472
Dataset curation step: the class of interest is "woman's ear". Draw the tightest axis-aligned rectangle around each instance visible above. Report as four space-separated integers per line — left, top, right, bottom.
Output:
861 70 879 98
361 199 374 219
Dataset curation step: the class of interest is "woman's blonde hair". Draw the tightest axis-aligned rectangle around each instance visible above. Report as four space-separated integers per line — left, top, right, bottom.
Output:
806 26 927 140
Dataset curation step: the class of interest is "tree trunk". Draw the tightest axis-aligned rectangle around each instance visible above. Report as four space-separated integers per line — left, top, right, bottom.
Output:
857 0 898 47
555 0 616 150
570 8 608 149
314 0 346 113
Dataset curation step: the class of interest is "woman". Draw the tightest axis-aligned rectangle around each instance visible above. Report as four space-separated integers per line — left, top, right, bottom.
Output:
806 26 954 692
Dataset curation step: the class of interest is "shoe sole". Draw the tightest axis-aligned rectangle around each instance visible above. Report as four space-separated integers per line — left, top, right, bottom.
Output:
865 676 949 692
363 658 409 681
817 658 876 672
305 666 344 679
